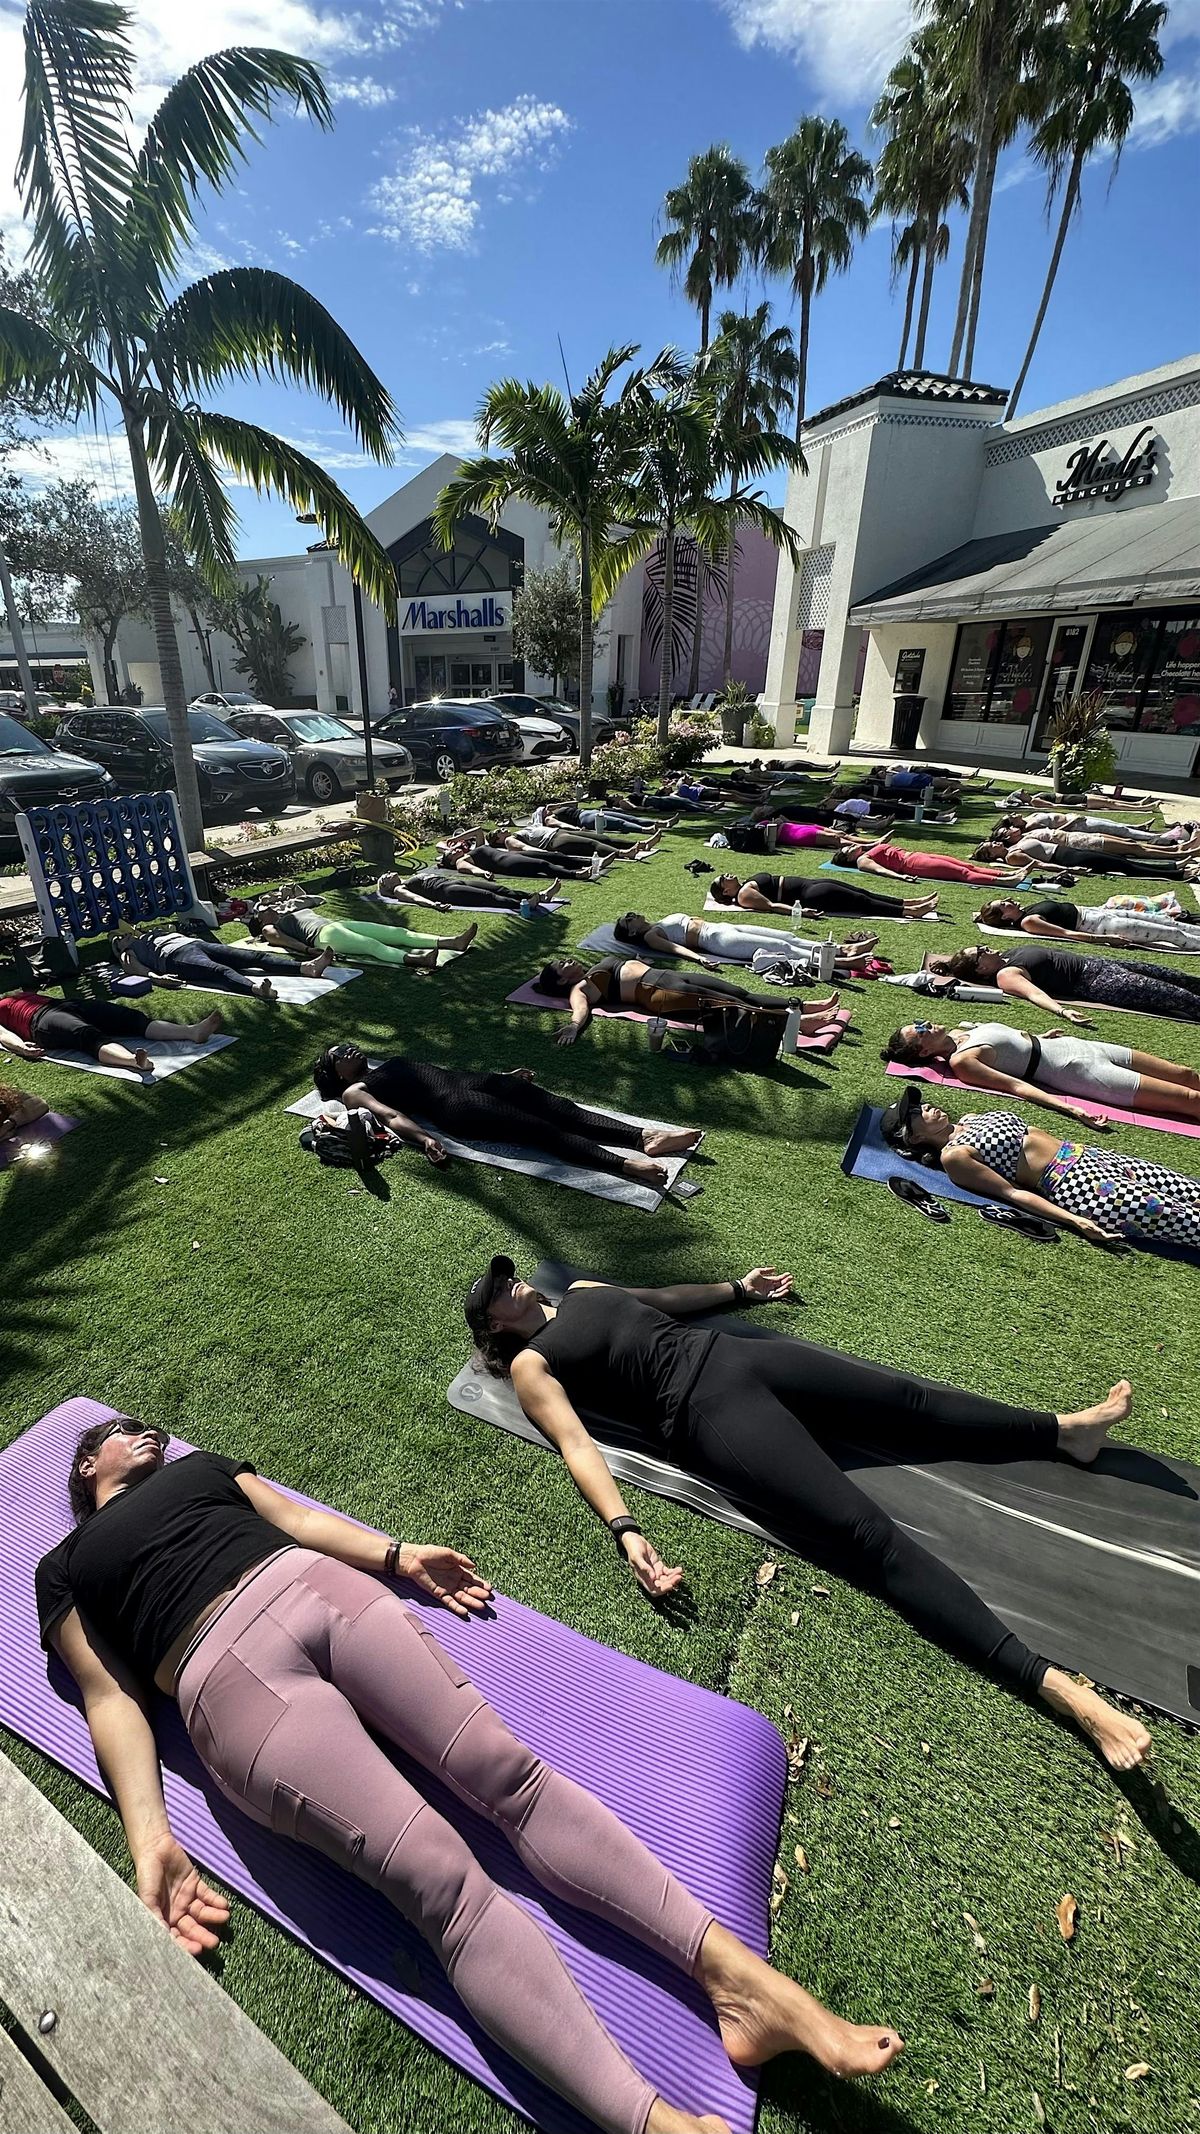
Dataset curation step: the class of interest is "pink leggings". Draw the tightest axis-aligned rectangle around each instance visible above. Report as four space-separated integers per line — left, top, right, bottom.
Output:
177 1550 712 2134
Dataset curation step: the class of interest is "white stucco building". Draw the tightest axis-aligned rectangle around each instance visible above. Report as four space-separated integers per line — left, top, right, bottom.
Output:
762 355 1200 781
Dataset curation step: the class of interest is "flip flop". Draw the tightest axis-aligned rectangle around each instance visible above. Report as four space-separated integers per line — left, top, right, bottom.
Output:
886 1174 952 1222
978 1203 1060 1243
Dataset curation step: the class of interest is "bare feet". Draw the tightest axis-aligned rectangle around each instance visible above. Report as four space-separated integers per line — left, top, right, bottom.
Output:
909 893 939 915
804 990 840 1015
193 1010 224 1042
1039 1668 1152 1770
134 1049 153 1074
1056 1379 1132 1463
301 948 334 977
643 1126 703 1156
626 1155 669 1187
406 947 440 971
448 923 478 950
695 1923 903 2080
256 979 277 1002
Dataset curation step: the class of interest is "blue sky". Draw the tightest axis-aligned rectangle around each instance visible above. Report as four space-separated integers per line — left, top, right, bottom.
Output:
3 0 1199 560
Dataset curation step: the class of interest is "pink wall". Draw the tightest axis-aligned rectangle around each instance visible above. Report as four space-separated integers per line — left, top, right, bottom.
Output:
637 525 778 697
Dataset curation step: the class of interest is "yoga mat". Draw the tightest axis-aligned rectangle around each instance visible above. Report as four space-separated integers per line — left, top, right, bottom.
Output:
449 1263 1200 1724
370 890 568 916
1 1400 784 2134
819 860 1038 888
25 1033 237 1085
884 1058 1200 1140
286 1083 702 1210
976 923 1199 950
0 1110 78 1169
883 972 1179 1019
792 1007 852 1055
178 965 365 1004
702 890 947 923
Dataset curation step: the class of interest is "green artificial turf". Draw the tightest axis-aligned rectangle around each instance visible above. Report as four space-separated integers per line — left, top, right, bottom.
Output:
2 772 1198 2134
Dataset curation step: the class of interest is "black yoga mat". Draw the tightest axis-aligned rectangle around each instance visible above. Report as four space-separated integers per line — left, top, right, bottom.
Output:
448 1260 1200 1724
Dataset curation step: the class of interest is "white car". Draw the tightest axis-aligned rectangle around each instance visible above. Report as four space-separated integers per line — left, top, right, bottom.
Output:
225 708 413 801
485 694 573 761
191 688 277 718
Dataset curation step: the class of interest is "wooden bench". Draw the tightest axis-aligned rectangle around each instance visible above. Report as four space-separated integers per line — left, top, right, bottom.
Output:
0 1750 350 2134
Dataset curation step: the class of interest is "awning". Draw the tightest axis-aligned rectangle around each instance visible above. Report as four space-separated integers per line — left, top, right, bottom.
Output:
850 496 1200 626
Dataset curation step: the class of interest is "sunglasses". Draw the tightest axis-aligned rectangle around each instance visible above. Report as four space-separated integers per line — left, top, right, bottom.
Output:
98 1418 168 1450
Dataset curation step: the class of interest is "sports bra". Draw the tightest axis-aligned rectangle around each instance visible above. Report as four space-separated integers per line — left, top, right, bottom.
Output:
944 1109 1029 1180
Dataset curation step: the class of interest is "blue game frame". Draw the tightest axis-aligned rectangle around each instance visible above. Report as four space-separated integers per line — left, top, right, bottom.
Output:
16 790 205 964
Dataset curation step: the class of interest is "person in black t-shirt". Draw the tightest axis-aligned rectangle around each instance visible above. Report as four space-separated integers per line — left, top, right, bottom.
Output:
930 942 1200 1024
34 1412 906 2118
465 1256 1151 1774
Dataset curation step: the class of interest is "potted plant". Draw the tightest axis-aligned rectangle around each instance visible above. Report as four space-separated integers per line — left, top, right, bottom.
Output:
1046 689 1116 799
715 679 753 745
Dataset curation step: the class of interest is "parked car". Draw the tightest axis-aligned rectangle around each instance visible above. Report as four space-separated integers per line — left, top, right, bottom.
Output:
57 707 294 817
225 709 413 803
0 689 57 715
370 699 522 782
484 694 573 761
530 700 632 753
191 688 278 718
0 711 114 852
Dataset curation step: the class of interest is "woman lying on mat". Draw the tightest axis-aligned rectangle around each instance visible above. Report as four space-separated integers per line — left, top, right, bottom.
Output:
248 903 476 971
534 955 840 1047
312 1044 699 1186
499 820 659 861
37 1421 903 2130
881 1081 1200 1256
883 1018 1200 1124
927 942 1200 1025
542 800 659 835
438 834 604 881
974 831 1195 878
746 819 844 849
976 893 1200 953
989 820 1194 858
377 868 561 913
612 912 877 976
468 1254 1149 1771
0 991 221 1075
711 871 939 919
113 927 329 1003
0 1081 48 1140
835 837 1044 887
997 811 1167 839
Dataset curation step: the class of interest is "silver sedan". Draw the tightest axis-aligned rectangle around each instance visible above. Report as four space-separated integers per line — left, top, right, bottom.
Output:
227 710 414 802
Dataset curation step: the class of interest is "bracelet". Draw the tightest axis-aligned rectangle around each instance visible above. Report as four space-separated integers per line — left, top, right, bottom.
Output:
730 1278 749 1307
608 1516 642 1553
383 1539 402 1578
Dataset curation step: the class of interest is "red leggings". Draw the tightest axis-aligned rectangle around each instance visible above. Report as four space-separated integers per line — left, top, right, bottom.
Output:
178 1550 711 2134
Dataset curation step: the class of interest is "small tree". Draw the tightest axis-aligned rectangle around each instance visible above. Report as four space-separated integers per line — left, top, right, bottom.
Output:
511 560 581 695
208 575 304 703
9 479 149 702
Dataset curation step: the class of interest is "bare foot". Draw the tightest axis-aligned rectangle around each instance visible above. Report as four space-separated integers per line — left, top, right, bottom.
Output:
545 879 562 898
406 947 440 971
1039 1668 1152 1770
643 1126 703 1155
134 1049 153 1074
804 990 840 1015
301 949 334 977
1057 1379 1132 1463
626 1155 669 1187
195 1010 224 1041
696 1924 903 2080
257 979 277 1002
448 923 478 950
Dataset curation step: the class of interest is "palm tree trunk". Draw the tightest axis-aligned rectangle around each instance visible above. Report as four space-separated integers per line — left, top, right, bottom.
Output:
722 515 737 687
794 276 811 446
699 292 710 355
1006 156 1082 420
962 130 1000 379
897 242 920 368
577 524 594 771
657 527 676 745
686 542 704 699
122 417 205 848
949 77 998 374
913 221 938 369
0 538 38 720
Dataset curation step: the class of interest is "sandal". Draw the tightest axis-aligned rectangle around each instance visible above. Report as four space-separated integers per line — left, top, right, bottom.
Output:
886 1174 952 1223
978 1203 1059 1243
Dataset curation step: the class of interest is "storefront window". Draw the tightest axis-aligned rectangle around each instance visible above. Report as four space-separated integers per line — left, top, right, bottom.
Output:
1082 610 1159 729
945 623 1001 720
987 617 1052 723
1141 614 1200 734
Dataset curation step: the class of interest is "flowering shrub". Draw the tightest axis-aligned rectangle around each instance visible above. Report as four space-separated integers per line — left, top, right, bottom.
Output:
629 714 718 770
397 729 715 837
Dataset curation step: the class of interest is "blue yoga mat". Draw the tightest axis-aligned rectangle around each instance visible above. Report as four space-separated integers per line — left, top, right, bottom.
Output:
840 1101 990 1205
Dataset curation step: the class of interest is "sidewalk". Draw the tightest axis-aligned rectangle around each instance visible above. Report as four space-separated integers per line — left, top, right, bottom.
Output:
700 741 1198 824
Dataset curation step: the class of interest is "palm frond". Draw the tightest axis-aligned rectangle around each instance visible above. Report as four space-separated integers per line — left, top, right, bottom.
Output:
590 528 656 613
149 268 400 457
182 409 397 608
126 48 333 280
0 301 98 417
20 2 137 305
140 394 241 593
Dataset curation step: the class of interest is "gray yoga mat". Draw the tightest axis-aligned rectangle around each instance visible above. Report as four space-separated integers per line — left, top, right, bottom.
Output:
286 1086 702 1210
447 1260 1200 1724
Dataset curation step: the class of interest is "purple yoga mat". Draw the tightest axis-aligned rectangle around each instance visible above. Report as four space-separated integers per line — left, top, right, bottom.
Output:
884 1059 1200 1139
0 1111 79 1171
0 1400 785 2134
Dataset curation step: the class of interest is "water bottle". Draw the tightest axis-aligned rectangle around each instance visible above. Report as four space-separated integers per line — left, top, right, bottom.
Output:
816 934 837 982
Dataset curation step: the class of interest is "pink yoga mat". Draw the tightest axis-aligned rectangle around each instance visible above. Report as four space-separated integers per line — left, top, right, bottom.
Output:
795 1008 852 1054
885 1059 1200 1138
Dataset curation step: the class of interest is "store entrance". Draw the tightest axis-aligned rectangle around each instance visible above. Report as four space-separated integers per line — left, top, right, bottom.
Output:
1030 618 1091 752
412 654 515 701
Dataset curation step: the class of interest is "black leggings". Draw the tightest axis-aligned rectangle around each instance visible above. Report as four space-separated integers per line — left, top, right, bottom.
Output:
165 941 309 997
786 880 908 918
448 1074 648 1175
544 830 641 857
682 1335 1057 1694
410 878 528 910
642 969 790 1010
1057 845 1183 876
468 850 591 880
31 1001 152 1059
1078 955 1200 1021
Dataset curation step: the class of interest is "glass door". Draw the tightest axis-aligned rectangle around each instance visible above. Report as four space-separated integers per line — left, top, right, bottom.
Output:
1031 620 1090 751
414 653 448 699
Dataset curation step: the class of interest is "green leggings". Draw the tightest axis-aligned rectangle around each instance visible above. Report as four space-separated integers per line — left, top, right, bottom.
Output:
316 917 440 967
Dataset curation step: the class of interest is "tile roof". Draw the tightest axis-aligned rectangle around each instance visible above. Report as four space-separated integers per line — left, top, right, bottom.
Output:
805 371 1008 431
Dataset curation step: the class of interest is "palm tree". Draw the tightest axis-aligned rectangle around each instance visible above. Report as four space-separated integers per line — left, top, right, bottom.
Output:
0 2 399 848
655 146 757 355
871 35 973 370
760 118 874 442
433 347 674 767
1006 0 1165 418
702 305 803 687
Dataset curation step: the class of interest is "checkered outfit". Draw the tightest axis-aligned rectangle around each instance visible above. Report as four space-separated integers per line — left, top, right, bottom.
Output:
948 1110 1200 1249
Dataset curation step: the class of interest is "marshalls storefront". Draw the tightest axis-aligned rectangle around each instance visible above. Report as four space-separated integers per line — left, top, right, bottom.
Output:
762 354 1200 782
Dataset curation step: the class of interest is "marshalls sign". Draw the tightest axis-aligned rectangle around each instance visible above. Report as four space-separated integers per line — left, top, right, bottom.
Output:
398 595 511 633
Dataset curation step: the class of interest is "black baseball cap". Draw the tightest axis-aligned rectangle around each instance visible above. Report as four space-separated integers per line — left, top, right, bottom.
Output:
464 1254 515 1339
880 1082 924 1149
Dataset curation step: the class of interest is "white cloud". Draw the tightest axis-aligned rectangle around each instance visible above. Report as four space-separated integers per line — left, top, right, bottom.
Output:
330 74 398 106
370 95 572 254
5 430 136 502
1128 67 1200 149
716 0 914 103
403 419 479 455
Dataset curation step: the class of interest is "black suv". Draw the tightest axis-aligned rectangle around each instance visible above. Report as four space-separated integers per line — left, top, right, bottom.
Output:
0 711 115 853
369 699 521 782
58 707 294 816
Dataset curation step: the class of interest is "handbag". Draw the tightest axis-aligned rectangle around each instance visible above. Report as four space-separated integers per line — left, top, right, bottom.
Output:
694 1003 783 1070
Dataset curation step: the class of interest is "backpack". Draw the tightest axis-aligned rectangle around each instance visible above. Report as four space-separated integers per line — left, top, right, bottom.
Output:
726 815 775 854
299 1105 394 1173
693 1003 784 1071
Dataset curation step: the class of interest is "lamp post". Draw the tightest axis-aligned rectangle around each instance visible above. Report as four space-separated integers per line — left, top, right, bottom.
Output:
296 516 373 785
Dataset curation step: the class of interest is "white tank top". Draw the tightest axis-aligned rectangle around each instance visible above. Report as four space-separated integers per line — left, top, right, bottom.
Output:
953 1022 1034 1075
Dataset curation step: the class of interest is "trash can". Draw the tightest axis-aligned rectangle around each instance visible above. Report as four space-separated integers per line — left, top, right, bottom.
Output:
891 694 925 749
